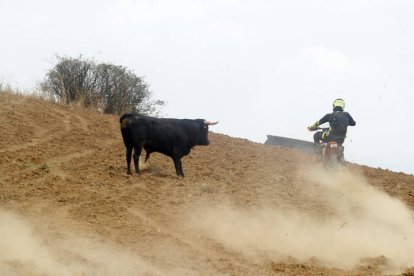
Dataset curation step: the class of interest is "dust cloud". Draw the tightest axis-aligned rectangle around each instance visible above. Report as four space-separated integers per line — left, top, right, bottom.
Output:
186 168 414 274
0 209 162 276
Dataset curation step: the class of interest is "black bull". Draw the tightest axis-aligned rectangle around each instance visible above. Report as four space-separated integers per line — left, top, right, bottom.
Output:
120 113 218 177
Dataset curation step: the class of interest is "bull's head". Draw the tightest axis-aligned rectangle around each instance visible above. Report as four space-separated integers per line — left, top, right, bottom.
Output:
196 119 218 146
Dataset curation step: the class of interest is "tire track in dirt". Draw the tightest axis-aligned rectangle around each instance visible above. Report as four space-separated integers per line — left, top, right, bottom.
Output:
0 100 110 177
0 96 105 209
0 110 69 156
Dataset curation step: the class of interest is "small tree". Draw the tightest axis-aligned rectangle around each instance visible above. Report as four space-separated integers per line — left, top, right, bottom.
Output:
41 56 163 115
94 63 155 115
42 56 94 104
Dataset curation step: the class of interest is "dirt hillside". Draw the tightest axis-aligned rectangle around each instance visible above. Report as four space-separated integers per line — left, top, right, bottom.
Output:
1 93 414 276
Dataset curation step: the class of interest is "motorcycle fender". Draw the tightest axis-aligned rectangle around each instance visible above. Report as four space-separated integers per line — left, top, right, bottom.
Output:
325 142 340 156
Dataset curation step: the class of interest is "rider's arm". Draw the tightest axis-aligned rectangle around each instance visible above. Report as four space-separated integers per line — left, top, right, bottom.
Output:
309 114 331 130
347 113 356 126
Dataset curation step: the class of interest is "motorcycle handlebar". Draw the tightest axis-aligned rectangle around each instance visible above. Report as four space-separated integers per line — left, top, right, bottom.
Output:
308 126 330 132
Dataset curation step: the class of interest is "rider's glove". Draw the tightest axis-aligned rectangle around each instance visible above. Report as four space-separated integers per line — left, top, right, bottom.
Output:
308 125 317 131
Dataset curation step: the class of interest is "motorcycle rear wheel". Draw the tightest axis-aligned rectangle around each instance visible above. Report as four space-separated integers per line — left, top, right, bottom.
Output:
324 154 339 171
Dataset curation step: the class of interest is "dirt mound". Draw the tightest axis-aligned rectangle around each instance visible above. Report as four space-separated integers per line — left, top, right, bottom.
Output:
1 93 414 275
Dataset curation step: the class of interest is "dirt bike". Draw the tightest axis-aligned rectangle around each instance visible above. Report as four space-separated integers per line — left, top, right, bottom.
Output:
311 127 345 171
320 140 344 171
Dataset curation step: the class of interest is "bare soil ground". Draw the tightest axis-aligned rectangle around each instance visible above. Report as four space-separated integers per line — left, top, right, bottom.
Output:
1 93 414 276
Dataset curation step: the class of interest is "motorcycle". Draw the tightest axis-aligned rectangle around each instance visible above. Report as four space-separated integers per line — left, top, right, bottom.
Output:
320 140 344 170
311 127 345 171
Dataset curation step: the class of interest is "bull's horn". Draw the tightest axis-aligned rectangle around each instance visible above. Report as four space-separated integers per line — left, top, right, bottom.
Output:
204 120 218 125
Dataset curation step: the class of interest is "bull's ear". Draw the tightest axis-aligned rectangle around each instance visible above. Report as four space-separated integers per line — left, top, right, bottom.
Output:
195 119 205 126
194 119 206 129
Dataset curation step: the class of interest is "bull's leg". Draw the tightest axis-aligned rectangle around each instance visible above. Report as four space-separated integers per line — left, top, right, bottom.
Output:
172 157 184 177
125 146 133 175
144 150 150 162
133 145 143 174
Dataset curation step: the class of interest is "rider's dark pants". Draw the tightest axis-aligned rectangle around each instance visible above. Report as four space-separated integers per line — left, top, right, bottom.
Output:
313 131 345 145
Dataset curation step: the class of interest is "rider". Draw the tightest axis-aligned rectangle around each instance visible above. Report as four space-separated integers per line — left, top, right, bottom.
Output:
307 98 356 158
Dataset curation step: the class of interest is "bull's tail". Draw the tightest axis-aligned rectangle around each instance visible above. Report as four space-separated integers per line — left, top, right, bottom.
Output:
120 113 139 129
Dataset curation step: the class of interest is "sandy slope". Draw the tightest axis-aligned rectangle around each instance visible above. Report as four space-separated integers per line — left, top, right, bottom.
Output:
1 93 414 276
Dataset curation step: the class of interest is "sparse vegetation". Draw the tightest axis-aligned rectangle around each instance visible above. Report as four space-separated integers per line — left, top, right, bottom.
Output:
21 162 33 169
40 55 164 115
0 82 19 94
40 163 50 173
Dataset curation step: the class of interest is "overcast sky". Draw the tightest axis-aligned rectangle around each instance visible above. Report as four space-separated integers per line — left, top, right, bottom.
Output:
1 0 413 174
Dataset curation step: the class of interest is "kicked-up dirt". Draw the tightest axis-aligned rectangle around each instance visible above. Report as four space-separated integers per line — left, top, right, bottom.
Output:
1 93 414 275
